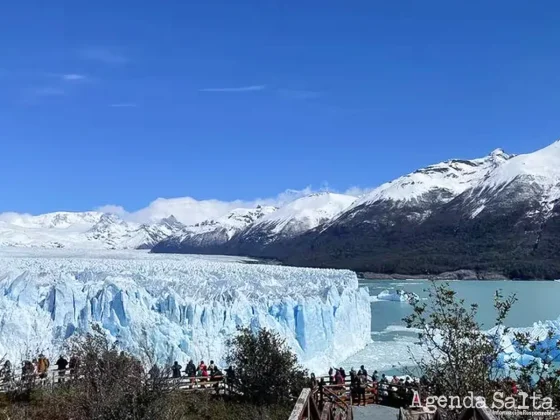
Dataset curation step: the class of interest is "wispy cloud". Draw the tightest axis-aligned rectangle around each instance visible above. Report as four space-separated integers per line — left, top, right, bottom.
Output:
79 47 128 65
199 85 266 93
109 103 137 108
62 73 87 81
277 89 322 100
32 87 65 97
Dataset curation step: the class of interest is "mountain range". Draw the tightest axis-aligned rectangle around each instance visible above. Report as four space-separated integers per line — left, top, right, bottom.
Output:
3 141 560 279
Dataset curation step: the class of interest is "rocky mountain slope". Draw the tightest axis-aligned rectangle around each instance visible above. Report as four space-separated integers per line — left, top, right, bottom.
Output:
150 205 277 254
281 142 560 279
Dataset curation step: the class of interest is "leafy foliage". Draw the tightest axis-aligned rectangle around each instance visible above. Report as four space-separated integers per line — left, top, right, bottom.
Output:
405 282 560 419
225 327 308 405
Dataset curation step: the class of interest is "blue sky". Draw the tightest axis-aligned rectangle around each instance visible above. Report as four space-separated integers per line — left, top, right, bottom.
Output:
1 0 560 215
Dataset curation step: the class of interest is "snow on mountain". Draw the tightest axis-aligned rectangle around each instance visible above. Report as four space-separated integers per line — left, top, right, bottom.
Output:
0 248 371 373
354 148 513 207
239 192 356 240
151 206 278 253
178 205 278 241
2 211 103 229
0 212 185 249
475 141 560 200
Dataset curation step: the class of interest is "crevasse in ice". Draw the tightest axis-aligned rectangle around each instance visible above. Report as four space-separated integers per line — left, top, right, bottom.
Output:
0 250 371 374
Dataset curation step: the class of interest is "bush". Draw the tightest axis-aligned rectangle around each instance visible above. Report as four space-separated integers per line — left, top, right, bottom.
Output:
225 327 308 405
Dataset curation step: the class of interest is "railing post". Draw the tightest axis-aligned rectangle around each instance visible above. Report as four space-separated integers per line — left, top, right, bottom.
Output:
319 378 325 412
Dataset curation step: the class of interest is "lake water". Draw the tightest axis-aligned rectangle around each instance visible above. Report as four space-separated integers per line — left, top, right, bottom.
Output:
341 280 560 375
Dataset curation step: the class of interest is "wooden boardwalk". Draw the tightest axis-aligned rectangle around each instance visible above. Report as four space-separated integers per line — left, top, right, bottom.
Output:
0 368 229 394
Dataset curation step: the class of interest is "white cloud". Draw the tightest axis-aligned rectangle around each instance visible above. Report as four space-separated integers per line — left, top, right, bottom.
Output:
344 186 374 198
0 212 34 223
95 204 127 216
0 187 364 227
199 85 266 93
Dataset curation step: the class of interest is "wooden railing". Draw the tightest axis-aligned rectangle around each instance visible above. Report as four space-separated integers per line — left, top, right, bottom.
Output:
0 369 229 394
289 383 353 420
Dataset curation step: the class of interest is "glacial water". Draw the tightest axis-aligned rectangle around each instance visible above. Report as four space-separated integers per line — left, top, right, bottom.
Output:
340 280 560 376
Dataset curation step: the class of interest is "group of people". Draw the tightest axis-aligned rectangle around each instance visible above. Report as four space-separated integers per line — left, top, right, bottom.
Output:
0 354 80 385
317 365 422 407
168 360 224 380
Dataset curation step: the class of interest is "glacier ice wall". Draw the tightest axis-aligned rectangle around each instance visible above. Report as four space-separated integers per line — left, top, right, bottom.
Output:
0 249 371 374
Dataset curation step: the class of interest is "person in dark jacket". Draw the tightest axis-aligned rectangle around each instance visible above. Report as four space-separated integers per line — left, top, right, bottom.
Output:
360 365 368 378
171 361 182 379
55 356 68 383
69 356 80 377
185 360 196 378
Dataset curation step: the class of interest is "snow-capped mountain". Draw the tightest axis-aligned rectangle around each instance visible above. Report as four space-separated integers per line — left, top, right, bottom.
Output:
0 211 185 249
223 192 356 257
281 142 560 279
356 148 513 207
151 205 277 253
151 192 356 257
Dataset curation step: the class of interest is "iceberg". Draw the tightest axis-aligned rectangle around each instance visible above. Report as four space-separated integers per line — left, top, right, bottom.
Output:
489 320 560 370
0 248 371 374
377 289 419 303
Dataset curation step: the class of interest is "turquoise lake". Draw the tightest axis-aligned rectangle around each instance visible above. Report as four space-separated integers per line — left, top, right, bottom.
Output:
341 280 560 375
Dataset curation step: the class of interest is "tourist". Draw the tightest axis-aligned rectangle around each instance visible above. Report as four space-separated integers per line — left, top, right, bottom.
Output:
22 360 34 381
225 366 235 387
391 375 399 385
357 370 368 406
185 360 196 378
37 354 50 379
372 370 379 382
171 361 182 378
55 355 68 383
198 360 207 375
208 360 216 373
360 365 368 378
310 373 318 388
511 379 518 395
1 360 12 382
211 366 223 380
350 372 358 405
149 364 160 379
328 367 334 384
339 367 346 380
380 373 388 384
334 368 344 385
69 355 80 377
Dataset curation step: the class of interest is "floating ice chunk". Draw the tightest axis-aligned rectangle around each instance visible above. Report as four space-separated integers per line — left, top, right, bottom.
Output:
377 289 419 303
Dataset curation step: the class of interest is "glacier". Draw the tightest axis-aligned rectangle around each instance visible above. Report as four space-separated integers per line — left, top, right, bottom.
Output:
0 248 371 374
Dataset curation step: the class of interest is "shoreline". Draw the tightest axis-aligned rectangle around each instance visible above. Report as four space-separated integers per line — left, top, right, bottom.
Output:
356 269 540 281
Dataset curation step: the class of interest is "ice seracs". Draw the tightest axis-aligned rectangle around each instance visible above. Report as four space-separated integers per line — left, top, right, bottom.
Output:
0 249 371 373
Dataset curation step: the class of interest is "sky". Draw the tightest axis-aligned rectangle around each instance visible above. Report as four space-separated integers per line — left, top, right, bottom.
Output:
1 0 560 216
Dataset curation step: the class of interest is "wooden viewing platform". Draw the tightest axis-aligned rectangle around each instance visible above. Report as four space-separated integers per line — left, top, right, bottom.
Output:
0 369 230 394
